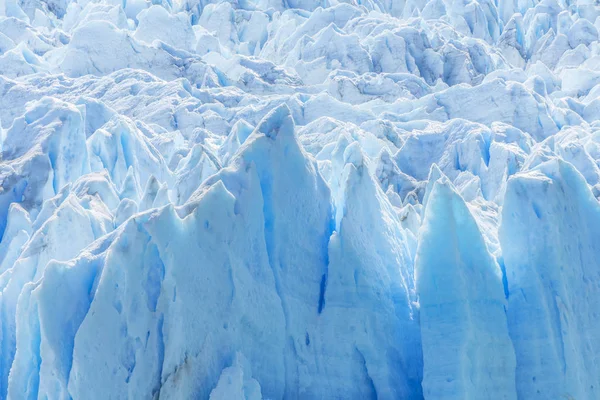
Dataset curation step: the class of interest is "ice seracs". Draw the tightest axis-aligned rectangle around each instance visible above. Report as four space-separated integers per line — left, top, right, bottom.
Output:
416 172 516 400
2 0 600 398
500 159 600 400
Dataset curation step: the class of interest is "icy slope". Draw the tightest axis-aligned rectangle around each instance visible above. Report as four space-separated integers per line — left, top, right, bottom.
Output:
2 0 600 398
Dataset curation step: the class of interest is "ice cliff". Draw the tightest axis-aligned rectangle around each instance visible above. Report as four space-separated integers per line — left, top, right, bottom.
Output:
1 0 600 398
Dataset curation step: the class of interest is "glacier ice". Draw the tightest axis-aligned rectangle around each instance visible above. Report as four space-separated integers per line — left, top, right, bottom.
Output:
1 0 600 398
417 174 516 399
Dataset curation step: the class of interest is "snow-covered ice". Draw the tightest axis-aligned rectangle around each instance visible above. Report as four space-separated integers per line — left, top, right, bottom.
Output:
1 0 600 398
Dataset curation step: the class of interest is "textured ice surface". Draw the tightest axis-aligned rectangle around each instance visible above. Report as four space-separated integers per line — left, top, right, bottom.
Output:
1 0 600 398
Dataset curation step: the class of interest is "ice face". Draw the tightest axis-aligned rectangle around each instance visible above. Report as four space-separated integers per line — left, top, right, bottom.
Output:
500 159 600 400
1 0 600 398
417 174 516 399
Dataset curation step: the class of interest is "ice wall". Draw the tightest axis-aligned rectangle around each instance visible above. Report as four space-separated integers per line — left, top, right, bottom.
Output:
1 0 600 398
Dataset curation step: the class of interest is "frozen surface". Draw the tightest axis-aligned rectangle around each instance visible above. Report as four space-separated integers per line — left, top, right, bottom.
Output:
1 0 600 398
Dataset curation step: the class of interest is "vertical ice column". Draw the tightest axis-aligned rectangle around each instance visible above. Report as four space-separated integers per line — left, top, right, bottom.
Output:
500 159 600 400
315 142 422 399
416 171 516 400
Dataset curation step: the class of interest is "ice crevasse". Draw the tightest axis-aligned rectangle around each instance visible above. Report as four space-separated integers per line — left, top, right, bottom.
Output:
2 0 600 398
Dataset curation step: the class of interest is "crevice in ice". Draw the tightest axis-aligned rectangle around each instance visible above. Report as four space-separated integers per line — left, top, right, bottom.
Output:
47 145 58 195
531 201 542 219
151 314 165 399
317 211 335 315
0 179 28 241
355 346 377 400
498 256 510 300
317 272 326 314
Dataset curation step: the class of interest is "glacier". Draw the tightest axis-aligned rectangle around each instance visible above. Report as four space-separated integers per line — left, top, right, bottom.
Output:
1 0 600 398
